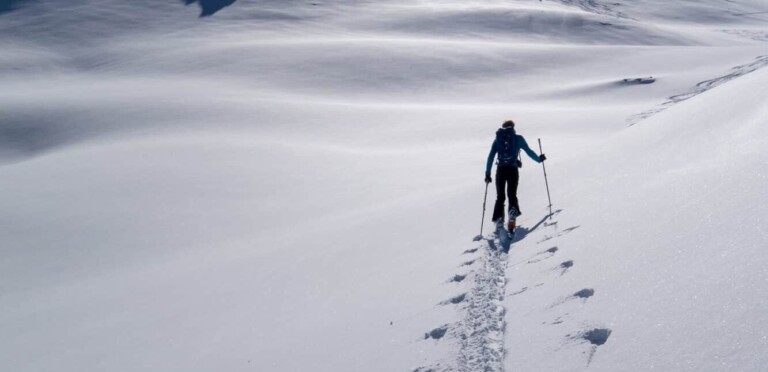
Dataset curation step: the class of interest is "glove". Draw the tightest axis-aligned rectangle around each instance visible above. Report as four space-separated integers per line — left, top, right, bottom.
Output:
484 173 492 184
539 154 547 162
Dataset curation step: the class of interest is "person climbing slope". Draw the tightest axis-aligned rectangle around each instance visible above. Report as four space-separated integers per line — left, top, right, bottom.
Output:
485 120 546 233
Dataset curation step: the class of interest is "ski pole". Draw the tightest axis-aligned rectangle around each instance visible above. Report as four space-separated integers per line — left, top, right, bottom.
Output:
538 138 553 217
477 182 490 240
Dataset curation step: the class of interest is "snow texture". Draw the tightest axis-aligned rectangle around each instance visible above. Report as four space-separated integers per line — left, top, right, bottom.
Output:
456 240 507 372
2 1 768 371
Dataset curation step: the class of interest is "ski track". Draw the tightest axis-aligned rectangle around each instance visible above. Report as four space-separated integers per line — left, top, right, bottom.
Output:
455 240 507 372
628 55 768 125
416 234 509 372
721 29 768 42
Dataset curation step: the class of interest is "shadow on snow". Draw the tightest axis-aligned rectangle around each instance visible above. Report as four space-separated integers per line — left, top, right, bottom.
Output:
0 0 30 14
0 0 238 16
183 0 237 17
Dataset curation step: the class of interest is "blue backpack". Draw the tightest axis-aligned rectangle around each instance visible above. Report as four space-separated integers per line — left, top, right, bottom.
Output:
496 128 520 167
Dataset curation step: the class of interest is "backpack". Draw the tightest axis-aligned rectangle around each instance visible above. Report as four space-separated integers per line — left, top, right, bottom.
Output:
496 128 520 167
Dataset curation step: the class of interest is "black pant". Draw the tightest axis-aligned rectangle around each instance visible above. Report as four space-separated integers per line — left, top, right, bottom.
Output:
492 166 520 222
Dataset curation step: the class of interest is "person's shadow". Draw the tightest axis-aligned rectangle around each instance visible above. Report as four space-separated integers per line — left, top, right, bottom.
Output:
184 0 237 17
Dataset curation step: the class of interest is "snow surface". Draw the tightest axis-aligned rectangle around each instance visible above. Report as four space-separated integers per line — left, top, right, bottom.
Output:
1 1 767 371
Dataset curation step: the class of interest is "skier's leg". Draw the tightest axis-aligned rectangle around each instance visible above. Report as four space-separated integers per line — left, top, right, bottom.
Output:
492 168 507 222
508 167 521 216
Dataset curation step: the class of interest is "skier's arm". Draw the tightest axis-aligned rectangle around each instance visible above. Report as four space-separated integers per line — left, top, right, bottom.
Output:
519 137 542 163
485 140 497 175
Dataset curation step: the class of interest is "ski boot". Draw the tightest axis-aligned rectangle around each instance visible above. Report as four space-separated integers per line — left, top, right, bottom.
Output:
507 207 520 234
495 219 505 231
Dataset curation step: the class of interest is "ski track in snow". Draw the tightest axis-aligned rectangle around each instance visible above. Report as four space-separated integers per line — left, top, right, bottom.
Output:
721 29 768 42
455 241 507 372
416 234 508 372
628 55 768 125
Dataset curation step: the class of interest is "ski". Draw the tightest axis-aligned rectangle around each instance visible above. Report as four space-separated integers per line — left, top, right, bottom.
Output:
494 221 513 253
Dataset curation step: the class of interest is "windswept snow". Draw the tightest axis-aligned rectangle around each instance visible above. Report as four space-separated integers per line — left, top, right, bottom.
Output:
1 1 768 371
505 63 768 372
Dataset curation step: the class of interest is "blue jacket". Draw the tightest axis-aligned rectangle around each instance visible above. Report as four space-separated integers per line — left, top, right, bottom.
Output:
486 131 542 174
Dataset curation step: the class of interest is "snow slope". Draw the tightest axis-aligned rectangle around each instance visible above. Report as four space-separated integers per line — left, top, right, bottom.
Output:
503 64 768 372
1 1 767 371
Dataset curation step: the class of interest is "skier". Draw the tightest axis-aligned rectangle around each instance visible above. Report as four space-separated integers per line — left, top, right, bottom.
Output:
485 120 546 233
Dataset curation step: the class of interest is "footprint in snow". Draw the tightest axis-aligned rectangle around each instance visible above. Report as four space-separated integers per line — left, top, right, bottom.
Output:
559 260 574 275
546 314 569 325
461 259 477 267
527 247 558 264
581 328 611 345
508 287 528 296
539 226 580 243
439 293 467 306
543 260 574 276
424 325 449 340
573 288 595 299
549 288 595 308
463 248 479 255
567 328 613 366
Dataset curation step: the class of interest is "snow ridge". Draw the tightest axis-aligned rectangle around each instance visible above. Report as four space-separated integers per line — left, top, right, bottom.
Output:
628 54 768 124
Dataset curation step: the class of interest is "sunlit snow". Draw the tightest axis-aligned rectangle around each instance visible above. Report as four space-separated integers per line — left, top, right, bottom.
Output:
1 1 767 371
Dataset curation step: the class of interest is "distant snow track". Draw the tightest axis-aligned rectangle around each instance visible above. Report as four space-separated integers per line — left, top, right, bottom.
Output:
629 55 768 124
721 29 768 42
